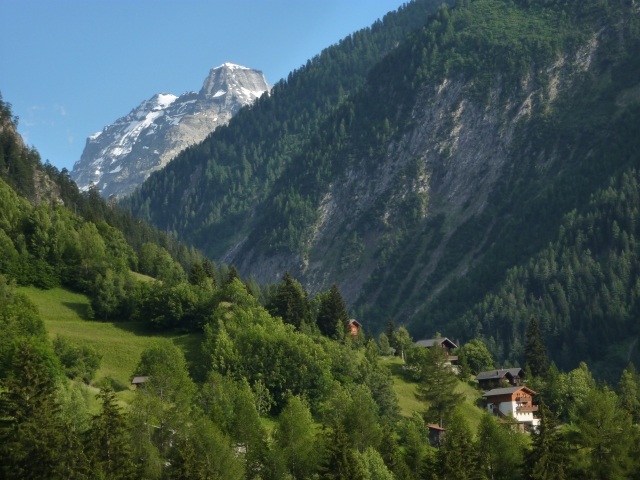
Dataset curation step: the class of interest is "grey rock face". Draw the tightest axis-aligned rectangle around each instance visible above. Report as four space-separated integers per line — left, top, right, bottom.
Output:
71 63 270 198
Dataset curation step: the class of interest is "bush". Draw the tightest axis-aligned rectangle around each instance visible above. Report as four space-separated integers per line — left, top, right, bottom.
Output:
53 335 102 383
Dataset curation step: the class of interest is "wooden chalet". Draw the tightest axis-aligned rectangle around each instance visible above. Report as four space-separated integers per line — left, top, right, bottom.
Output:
348 319 362 336
427 425 446 448
414 337 457 354
414 337 459 371
475 368 524 390
482 386 539 429
131 376 149 388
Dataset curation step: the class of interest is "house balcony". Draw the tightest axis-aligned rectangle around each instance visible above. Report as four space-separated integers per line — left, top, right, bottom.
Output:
516 405 539 412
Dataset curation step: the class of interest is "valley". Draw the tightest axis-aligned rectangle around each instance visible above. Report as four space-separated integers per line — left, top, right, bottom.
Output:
1 0 640 478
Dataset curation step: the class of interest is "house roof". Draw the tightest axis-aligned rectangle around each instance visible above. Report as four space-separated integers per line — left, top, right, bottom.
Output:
415 338 458 349
427 424 446 431
475 368 524 381
348 319 362 327
482 386 536 397
132 376 149 384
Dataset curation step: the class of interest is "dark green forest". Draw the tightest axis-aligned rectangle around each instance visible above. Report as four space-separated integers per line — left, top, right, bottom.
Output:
121 0 640 378
2 83 640 479
122 0 452 255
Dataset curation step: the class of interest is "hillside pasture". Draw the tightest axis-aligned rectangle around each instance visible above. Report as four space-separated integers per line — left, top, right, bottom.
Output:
18 286 203 401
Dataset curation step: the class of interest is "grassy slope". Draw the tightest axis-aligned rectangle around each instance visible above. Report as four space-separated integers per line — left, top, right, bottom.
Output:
18 286 203 402
380 356 484 431
18 285 487 428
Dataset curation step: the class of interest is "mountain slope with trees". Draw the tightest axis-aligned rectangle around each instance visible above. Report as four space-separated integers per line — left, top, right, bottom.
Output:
125 0 640 374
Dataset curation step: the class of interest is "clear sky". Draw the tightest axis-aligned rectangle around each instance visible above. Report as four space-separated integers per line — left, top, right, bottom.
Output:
1 0 406 172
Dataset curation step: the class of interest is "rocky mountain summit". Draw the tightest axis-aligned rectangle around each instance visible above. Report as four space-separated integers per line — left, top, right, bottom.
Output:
71 63 270 198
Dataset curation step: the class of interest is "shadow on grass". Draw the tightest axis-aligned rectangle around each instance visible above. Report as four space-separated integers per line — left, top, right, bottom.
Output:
383 361 417 383
61 302 92 320
107 321 207 382
95 376 130 392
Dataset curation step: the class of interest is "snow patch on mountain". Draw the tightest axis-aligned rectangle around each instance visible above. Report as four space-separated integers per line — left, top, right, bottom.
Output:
71 64 270 198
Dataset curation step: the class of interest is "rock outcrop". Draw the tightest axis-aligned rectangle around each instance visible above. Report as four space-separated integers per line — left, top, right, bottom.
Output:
71 63 270 198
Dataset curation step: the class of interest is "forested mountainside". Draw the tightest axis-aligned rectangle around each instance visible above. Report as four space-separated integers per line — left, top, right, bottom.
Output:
2 107 639 478
122 0 452 250
0 95 206 277
125 0 640 375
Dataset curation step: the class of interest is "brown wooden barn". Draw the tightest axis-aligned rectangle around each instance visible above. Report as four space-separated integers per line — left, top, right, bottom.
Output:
348 319 362 336
475 368 524 390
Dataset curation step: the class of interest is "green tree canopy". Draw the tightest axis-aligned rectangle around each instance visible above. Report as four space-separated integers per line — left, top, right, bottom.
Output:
414 345 464 427
267 271 312 329
317 283 349 340
525 317 548 378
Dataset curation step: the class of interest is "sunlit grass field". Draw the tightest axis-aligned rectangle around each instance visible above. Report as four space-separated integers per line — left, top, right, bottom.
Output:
18 285 486 426
380 356 484 430
18 286 203 402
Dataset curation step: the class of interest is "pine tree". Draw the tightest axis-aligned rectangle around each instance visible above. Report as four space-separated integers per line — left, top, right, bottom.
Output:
527 401 567 480
385 319 396 346
0 340 82 479
618 364 640 423
267 271 312 329
477 413 525 480
202 258 215 280
416 345 464 427
87 385 135 479
525 317 548 378
378 428 411 479
320 422 361 480
378 333 391 356
317 284 349 340
225 265 241 285
394 327 413 362
189 262 207 286
438 410 477 480
275 395 318 479
365 327 374 343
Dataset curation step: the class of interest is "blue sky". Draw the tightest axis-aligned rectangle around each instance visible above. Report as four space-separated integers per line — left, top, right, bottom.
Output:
1 0 407 172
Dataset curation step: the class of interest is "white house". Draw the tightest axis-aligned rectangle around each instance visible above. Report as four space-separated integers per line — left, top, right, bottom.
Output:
482 385 540 429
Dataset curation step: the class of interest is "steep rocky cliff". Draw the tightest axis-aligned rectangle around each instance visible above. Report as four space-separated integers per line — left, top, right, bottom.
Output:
71 63 270 198
126 0 640 372
229 36 599 303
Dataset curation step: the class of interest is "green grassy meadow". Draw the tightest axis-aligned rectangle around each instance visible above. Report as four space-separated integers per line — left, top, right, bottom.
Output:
18 286 203 402
380 356 484 430
17 286 486 426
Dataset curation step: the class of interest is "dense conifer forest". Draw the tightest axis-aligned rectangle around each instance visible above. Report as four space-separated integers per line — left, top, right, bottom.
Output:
121 0 640 379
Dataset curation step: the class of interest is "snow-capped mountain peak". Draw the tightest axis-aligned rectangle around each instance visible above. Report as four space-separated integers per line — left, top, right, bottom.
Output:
71 64 270 198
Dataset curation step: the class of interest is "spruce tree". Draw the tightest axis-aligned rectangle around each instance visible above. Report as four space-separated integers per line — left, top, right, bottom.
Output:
525 317 548 378
527 401 567 480
317 284 349 339
225 265 241 285
87 385 135 479
416 345 463 427
202 258 215 279
267 271 312 329
438 411 478 480
189 262 207 286
0 340 78 479
320 422 360 480
385 319 396 346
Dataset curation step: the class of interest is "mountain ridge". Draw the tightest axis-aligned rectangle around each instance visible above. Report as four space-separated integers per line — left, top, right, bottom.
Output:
71 63 271 198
